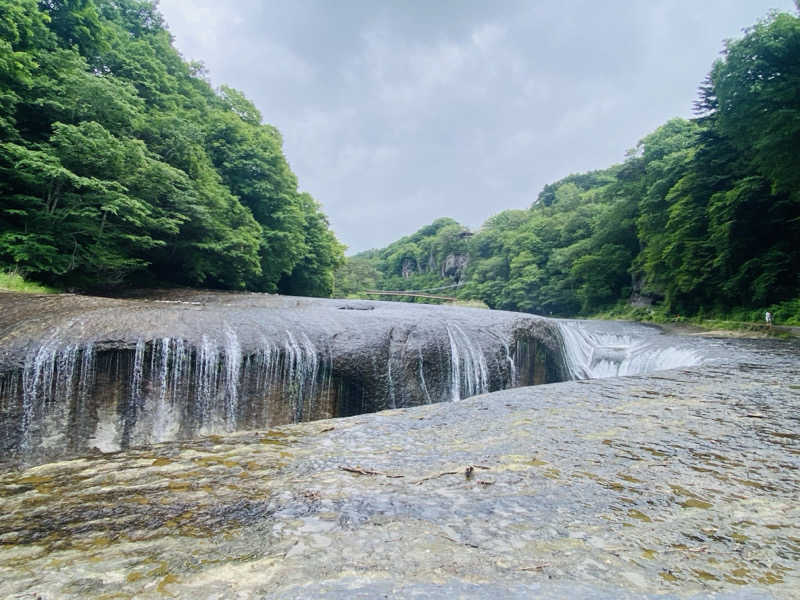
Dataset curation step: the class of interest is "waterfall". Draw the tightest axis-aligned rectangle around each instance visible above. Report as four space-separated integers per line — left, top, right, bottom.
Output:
7 315 706 461
282 331 321 422
0 295 576 460
123 338 146 445
503 341 517 388
4 329 334 458
16 341 97 453
223 328 242 431
417 348 432 404
0 291 735 464
151 338 176 442
446 323 489 401
557 320 704 380
247 340 279 422
196 334 219 432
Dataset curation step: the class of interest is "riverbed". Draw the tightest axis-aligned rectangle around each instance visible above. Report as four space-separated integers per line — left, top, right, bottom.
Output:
1 328 797 599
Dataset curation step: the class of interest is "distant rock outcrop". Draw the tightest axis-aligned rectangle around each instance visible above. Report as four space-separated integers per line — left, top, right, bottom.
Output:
441 253 470 279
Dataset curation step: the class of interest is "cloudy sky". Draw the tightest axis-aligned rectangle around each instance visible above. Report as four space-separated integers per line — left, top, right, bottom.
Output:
157 0 795 253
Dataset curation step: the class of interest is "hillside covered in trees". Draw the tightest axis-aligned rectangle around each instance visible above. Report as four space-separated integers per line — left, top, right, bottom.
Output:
0 0 343 294
338 10 800 322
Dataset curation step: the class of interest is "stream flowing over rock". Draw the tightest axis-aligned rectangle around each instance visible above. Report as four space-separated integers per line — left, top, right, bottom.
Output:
0 290 573 462
2 291 796 599
0 291 710 463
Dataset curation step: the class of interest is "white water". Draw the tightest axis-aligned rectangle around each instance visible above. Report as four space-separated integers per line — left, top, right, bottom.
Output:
3 316 710 458
7 329 331 455
223 328 242 430
446 323 490 401
151 338 177 443
282 331 321 422
557 320 704 380
17 338 97 453
417 348 432 404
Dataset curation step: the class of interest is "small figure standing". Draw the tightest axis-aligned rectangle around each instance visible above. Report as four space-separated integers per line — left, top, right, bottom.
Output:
765 311 773 328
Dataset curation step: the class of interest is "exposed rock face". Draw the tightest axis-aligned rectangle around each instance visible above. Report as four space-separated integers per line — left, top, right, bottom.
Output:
441 252 469 279
0 290 565 462
629 293 655 307
400 258 416 278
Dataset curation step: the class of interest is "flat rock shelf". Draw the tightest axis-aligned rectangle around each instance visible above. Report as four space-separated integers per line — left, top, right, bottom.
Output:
0 334 798 599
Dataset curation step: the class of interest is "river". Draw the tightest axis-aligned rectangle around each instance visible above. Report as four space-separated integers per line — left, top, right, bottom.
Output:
0 291 797 598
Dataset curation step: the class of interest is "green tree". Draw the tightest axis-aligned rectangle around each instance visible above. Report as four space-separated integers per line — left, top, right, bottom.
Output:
279 193 345 297
709 12 800 195
0 0 342 294
204 106 307 291
333 256 381 297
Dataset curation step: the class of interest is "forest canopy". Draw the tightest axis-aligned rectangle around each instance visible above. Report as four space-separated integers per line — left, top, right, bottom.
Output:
341 10 800 321
0 0 344 294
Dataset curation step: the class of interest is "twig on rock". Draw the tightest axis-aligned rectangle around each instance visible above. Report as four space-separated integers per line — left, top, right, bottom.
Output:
338 465 404 478
520 563 550 571
414 464 492 485
414 470 461 485
438 533 480 549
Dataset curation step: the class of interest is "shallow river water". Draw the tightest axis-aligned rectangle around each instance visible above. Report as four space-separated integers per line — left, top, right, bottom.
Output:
0 318 798 599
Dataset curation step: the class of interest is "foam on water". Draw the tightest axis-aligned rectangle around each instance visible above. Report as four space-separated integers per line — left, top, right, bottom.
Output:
557 320 704 380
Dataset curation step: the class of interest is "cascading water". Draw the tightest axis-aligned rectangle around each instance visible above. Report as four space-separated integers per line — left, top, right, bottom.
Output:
417 348 433 404
2 328 335 458
0 291 569 461
282 331 321 422
224 328 242 430
556 320 705 380
446 323 490 401
3 304 711 463
19 337 97 454
503 341 517 388
151 338 177 443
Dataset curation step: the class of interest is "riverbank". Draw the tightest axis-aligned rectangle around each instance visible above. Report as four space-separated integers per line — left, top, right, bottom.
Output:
658 320 800 340
654 320 799 338
0 272 57 294
1 330 798 598
588 303 800 339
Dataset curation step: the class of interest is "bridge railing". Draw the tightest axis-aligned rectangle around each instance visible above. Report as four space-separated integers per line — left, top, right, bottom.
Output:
362 290 458 302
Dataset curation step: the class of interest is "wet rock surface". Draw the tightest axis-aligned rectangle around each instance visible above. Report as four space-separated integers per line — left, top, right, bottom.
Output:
0 291 564 460
0 332 797 598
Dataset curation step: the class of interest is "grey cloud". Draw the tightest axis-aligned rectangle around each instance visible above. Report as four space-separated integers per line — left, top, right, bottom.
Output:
158 0 796 253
